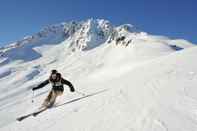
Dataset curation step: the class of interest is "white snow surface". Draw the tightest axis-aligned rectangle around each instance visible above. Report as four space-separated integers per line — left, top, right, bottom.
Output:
0 19 197 131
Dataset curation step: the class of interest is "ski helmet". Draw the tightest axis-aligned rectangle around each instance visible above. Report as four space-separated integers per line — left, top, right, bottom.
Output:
51 69 58 74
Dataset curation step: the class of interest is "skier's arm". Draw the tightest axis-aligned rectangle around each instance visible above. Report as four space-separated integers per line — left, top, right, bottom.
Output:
61 78 75 92
32 80 50 91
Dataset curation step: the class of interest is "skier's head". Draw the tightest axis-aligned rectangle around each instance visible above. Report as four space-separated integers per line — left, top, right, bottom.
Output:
51 69 57 74
56 73 61 81
50 69 58 80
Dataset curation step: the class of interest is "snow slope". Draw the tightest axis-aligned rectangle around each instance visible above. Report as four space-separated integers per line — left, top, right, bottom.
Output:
0 19 197 131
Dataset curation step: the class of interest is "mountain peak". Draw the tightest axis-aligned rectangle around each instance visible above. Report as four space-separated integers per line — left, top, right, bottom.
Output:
116 24 139 33
1 18 194 63
0 19 138 52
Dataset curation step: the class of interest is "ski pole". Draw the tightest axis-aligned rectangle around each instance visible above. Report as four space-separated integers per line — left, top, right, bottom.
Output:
32 91 34 103
75 90 86 96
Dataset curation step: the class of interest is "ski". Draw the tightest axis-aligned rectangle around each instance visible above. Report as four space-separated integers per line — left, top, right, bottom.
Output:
17 107 48 121
16 113 33 121
32 106 50 117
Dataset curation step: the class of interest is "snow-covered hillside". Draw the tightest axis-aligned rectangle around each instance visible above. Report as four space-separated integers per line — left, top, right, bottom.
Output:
0 19 196 131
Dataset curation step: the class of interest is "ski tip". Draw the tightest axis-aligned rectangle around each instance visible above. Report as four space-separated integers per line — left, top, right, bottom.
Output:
16 117 23 122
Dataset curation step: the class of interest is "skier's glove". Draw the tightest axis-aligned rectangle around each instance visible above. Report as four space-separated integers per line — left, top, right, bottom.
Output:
32 87 37 91
70 86 75 92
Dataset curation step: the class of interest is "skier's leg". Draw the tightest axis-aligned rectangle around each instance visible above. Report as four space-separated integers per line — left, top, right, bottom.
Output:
48 90 63 107
57 90 63 96
42 90 53 107
48 90 57 107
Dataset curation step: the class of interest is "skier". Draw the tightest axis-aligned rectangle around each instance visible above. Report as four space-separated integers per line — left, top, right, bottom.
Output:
32 69 75 108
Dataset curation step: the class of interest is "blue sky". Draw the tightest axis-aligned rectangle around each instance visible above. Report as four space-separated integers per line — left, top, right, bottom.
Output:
0 0 197 46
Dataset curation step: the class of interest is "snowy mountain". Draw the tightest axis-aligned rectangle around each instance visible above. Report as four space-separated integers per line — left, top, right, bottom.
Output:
0 19 196 131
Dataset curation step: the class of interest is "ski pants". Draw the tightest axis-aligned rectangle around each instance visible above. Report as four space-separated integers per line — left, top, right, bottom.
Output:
42 89 63 107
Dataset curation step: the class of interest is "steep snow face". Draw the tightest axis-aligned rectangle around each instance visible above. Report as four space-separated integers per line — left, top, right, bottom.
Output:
67 19 114 51
0 19 196 131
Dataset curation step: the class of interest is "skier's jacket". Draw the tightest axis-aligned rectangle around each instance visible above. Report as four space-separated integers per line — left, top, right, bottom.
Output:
32 76 75 92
